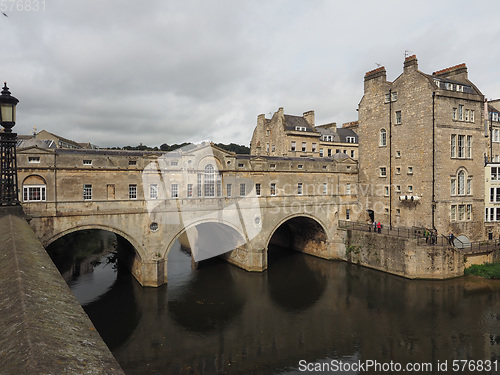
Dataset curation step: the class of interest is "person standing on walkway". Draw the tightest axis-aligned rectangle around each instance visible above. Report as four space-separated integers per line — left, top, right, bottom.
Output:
377 222 382 234
373 221 376 232
448 232 454 246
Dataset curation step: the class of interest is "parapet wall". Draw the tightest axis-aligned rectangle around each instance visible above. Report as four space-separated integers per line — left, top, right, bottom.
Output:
344 230 464 279
0 214 124 374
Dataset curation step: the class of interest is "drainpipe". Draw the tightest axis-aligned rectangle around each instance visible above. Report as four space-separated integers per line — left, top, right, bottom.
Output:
432 92 436 230
389 89 393 230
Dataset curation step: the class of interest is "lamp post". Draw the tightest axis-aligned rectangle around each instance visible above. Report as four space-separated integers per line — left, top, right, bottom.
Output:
0 82 20 206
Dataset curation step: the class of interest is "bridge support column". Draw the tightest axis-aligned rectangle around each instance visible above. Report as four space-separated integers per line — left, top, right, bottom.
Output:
223 246 267 272
131 256 167 287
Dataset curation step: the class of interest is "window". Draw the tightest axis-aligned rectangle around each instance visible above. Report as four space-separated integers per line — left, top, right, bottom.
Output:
149 184 158 200
204 164 215 197
322 135 334 142
396 167 401 175
266 143 270 152
291 141 296 151
84 184 92 200
407 166 413 175
83 160 92 166
171 160 178 166
270 183 276 196
270 163 276 169
458 204 465 221
466 136 472 158
240 183 246 196
346 209 351 220
408 185 413 193
457 170 465 195
255 183 261 196
272 145 275 152
453 204 472 222
312 143 317 152
470 110 475 122
396 185 401 193
266 129 270 136
492 167 499 181
395 111 402 124
466 178 472 195
396 151 401 158
465 109 470 122
216 175 222 197
298 164 303 169
457 135 465 158
396 209 401 215
351 150 355 158
327 149 332 157
453 108 457 120
494 129 500 143
323 183 328 194
28 156 40 163
346 183 351 194
302 142 307 152
23 185 46 202
379 129 387 146
450 178 456 195
187 184 193 198
128 160 137 166
451 134 456 158
129 184 137 199
297 182 303 195
295 126 307 131
197 173 202 197
392 91 398 101
467 204 472 221
227 183 232 197
451 205 456 221
458 105 463 121
171 184 178 198
385 93 390 103
384 186 389 196
346 136 356 143
380 167 387 177
238 163 244 168
319 148 324 157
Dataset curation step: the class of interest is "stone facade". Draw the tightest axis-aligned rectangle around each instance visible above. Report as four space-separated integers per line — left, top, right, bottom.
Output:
358 55 487 241
17 143 358 286
250 107 358 159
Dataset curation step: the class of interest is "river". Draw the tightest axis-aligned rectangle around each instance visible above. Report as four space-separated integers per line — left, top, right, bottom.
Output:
47 230 500 374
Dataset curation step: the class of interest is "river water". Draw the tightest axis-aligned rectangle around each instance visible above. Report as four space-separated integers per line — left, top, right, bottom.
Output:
47 230 500 374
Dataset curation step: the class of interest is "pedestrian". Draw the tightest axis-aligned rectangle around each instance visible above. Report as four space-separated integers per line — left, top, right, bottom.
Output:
377 221 382 234
424 229 429 244
373 221 376 232
448 232 454 246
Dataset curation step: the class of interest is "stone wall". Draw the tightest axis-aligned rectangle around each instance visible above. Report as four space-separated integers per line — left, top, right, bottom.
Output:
343 229 464 279
0 214 124 374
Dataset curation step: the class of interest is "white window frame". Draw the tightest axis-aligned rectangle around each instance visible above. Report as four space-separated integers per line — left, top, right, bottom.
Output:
83 184 93 200
23 184 46 202
297 182 303 195
150 184 158 200
129 184 137 199
28 156 40 163
270 183 276 196
171 183 179 198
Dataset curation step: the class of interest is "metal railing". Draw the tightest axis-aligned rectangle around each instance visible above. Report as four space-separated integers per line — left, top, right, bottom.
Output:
339 220 500 253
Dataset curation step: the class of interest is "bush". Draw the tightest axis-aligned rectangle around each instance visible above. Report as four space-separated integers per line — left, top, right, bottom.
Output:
464 263 500 279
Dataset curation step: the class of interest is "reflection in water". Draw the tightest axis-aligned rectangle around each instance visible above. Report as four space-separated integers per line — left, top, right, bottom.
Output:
47 230 140 350
50 234 500 375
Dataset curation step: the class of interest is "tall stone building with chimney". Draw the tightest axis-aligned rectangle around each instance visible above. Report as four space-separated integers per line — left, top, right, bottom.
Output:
357 55 487 242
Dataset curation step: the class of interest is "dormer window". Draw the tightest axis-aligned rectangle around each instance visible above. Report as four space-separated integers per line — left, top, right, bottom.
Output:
295 126 307 131
322 135 334 142
28 156 40 163
83 160 92 166
346 136 356 143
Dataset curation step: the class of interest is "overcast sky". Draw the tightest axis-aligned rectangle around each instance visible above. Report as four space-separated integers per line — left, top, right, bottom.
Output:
2 0 500 148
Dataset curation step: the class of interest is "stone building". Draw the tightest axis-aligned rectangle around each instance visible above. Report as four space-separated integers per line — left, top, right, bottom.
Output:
357 55 487 241
250 107 358 159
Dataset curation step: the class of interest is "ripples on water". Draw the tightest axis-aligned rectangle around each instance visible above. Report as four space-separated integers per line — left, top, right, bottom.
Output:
48 230 500 375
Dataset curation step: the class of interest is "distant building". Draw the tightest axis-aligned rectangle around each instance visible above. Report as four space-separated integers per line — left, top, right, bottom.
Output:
250 107 358 159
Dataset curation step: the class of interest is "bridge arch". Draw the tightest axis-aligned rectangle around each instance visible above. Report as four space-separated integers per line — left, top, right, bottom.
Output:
164 218 248 262
266 213 329 262
45 224 146 262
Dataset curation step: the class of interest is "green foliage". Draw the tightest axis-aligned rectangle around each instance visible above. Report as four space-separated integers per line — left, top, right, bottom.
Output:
214 143 250 154
464 263 500 279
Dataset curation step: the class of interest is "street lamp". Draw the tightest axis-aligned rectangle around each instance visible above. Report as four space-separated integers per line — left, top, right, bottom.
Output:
0 82 20 206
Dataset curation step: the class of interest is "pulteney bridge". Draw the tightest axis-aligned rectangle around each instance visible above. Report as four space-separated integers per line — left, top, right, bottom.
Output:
18 143 358 286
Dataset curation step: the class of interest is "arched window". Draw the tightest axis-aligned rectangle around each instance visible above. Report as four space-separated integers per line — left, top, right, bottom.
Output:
379 129 387 146
457 170 465 195
204 164 215 197
23 175 47 202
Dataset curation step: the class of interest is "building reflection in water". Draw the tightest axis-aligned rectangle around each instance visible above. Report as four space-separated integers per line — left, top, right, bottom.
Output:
49 232 500 375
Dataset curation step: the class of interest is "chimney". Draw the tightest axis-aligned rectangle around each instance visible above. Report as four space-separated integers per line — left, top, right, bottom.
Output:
303 110 315 126
432 63 468 80
364 66 386 91
257 113 266 127
403 55 418 72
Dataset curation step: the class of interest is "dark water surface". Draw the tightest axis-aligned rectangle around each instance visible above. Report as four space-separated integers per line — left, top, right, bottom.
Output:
48 230 500 374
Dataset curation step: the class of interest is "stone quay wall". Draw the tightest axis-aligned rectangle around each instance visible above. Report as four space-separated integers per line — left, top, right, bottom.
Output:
343 229 464 279
0 214 124 375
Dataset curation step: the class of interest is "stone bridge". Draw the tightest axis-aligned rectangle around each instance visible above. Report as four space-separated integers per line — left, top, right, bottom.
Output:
18 143 358 286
